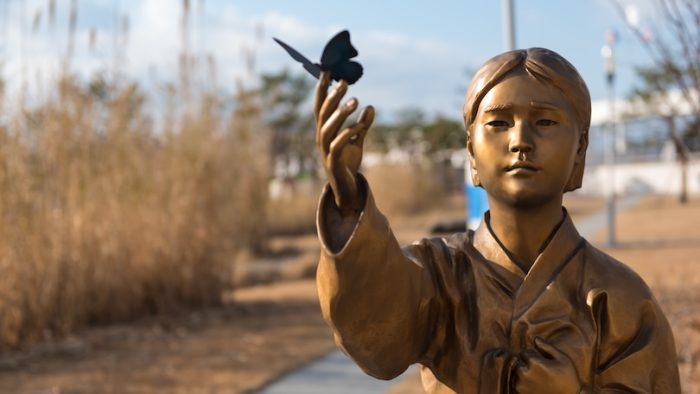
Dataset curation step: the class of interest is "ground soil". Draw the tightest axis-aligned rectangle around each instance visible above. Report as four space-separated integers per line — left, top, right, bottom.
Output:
592 195 700 394
0 280 332 394
1 193 697 394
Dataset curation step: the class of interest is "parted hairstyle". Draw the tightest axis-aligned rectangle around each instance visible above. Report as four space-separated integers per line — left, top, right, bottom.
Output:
463 47 591 192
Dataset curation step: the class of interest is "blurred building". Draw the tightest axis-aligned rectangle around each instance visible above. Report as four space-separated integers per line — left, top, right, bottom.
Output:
582 91 700 196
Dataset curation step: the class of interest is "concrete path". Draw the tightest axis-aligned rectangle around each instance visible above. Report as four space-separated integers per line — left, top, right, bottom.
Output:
574 195 640 241
259 195 639 394
260 351 413 394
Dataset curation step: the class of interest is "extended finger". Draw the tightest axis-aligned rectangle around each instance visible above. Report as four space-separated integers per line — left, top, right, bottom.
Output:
319 80 348 126
314 72 331 123
330 122 366 159
355 105 375 145
321 98 358 154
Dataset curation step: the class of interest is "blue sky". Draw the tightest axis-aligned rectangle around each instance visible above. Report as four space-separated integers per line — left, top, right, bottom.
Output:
1 0 658 121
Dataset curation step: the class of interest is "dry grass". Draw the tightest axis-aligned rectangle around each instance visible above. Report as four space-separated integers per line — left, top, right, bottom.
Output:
592 196 700 393
364 163 447 220
0 279 335 394
265 162 452 238
266 178 322 236
0 76 270 349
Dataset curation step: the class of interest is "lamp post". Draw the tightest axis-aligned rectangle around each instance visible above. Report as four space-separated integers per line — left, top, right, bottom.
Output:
465 0 516 229
601 30 617 247
502 0 515 51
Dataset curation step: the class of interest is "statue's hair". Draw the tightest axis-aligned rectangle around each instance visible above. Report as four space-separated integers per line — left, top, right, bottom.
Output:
463 48 591 191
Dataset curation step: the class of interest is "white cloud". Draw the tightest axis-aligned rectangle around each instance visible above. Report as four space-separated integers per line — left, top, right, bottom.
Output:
1 1 470 119
591 0 657 27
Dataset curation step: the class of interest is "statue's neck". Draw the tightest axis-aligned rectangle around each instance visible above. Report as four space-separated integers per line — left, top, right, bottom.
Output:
486 196 564 272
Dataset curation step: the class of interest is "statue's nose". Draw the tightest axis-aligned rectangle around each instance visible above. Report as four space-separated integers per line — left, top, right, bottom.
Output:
509 122 534 153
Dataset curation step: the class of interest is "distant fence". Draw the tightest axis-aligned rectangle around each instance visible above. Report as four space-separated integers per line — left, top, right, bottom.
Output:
582 113 700 196
581 159 700 196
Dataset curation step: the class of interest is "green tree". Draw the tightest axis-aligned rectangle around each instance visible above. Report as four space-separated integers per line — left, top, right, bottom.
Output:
259 69 316 179
367 108 464 156
423 115 465 154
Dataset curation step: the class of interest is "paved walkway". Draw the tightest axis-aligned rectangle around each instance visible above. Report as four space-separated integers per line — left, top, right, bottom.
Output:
573 196 640 242
260 351 414 394
259 196 639 394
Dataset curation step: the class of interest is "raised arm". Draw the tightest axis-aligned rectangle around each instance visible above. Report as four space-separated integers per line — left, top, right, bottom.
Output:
314 71 373 252
314 72 439 379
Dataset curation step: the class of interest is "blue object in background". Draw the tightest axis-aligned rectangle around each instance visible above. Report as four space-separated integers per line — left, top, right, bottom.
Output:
466 185 488 230
465 165 488 230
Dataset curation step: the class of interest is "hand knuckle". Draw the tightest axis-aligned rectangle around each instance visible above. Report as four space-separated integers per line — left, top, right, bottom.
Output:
330 140 339 152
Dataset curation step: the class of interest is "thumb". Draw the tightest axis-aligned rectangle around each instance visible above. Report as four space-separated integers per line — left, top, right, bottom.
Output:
534 337 563 360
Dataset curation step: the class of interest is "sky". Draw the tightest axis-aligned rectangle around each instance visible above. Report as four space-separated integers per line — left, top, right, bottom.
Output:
0 0 660 122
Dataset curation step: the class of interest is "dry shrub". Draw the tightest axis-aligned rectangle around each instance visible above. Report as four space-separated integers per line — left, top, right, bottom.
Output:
265 161 453 237
0 76 269 349
364 162 446 218
266 178 321 236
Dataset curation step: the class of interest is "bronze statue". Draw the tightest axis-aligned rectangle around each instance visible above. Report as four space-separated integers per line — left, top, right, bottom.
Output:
313 48 681 393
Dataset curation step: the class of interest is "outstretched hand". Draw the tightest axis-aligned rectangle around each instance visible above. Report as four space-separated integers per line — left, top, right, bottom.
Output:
314 71 375 215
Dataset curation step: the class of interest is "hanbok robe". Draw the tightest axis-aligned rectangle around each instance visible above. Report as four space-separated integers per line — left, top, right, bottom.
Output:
316 176 681 393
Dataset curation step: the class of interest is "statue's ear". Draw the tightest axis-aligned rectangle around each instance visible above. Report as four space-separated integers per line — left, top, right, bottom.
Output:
466 129 482 186
564 129 588 192
469 156 482 187
576 128 589 160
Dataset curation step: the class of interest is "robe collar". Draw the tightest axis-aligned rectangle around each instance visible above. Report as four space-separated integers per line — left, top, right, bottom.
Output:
472 208 585 315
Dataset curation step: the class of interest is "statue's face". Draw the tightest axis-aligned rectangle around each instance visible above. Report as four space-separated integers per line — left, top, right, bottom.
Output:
470 70 582 207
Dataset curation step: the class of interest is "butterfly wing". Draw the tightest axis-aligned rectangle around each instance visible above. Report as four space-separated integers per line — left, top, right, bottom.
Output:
320 30 358 68
330 61 363 85
302 61 322 79
273 37 321 79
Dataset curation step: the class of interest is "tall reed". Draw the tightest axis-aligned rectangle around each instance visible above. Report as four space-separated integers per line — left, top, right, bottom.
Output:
0 74 270 349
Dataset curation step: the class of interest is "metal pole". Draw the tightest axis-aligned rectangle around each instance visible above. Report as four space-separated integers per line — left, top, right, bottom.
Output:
466 0 513 229
502 0 515 51
606 75 617 247
602 32 617 247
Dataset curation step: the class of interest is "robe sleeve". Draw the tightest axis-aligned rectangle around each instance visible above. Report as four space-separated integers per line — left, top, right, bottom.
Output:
316 174 440 380
584 264 681 394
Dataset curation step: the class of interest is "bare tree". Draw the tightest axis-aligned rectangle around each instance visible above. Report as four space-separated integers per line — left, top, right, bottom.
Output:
611 0 699 202
612 0 699 118
626 66 692 202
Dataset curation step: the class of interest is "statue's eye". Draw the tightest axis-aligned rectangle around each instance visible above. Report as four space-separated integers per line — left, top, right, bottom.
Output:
536 119 558 126
486 120 509 128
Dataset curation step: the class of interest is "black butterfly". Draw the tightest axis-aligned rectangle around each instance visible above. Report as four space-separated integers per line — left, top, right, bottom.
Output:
273 30 363 85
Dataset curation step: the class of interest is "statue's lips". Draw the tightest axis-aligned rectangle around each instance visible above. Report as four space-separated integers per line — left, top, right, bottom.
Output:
505 161 539 173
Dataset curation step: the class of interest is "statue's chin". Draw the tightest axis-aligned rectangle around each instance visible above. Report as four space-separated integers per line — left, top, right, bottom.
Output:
480 174 566 209
491 187 560 209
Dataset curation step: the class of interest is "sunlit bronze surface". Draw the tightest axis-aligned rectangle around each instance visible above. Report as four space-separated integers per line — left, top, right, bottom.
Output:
313 48 681 393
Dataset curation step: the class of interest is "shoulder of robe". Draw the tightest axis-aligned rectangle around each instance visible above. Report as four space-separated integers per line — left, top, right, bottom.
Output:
442 230 473 252
399 231 473 269
581 242 656 309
